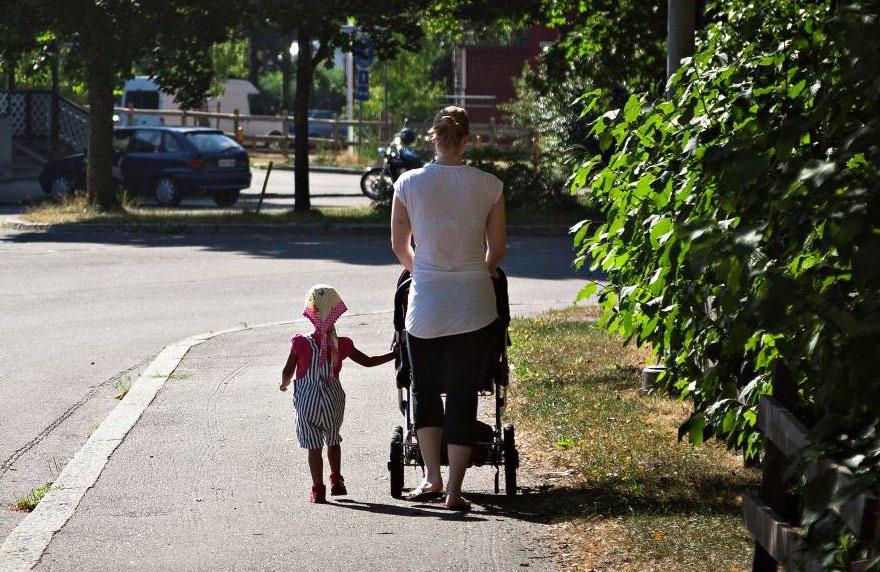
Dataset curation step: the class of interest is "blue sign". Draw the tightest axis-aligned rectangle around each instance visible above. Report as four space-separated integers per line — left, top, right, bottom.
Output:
356 84 370 102
353 37 375 69
356 67 370 101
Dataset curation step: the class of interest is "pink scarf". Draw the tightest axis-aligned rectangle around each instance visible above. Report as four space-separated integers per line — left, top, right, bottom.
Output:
302 285 348 371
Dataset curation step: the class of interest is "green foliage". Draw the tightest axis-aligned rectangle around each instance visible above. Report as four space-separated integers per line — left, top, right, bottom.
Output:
465 154 579 210
573 0 880 561
360 41 446 127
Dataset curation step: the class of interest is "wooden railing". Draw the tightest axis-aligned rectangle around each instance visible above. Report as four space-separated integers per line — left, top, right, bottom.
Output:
745 396 879 571
107 106 534 155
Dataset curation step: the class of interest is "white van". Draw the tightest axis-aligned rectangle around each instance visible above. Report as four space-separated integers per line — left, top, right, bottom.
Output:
118 77 283 138
118 77 180 126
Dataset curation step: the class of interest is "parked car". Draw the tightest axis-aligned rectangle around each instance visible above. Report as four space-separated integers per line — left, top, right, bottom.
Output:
39 127 251 207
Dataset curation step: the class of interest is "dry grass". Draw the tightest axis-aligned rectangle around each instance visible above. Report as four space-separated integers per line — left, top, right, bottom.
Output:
21 195 384 226
508 308 758 572
11 483 52 512
249 148 374 170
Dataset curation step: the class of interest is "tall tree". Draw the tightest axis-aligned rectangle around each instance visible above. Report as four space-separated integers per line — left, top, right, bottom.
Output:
32 0 242 210
251 1 430 211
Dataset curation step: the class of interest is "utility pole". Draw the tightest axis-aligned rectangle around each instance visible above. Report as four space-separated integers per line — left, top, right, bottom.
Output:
666 0 695 98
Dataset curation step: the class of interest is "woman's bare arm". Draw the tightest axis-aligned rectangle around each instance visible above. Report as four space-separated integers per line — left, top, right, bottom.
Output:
485 196 507 277
391 196 414 272
348 347 395 368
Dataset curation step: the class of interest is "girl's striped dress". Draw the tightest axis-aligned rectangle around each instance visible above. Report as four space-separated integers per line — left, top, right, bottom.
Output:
292 336 347 449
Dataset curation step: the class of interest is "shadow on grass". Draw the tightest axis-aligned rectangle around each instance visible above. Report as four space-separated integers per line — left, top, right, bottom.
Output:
463 471 749 526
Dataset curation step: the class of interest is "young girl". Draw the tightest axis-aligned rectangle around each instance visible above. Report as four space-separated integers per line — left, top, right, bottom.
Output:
280 285 394 503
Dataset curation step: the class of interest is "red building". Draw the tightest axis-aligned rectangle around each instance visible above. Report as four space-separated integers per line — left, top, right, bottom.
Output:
452 27 559 124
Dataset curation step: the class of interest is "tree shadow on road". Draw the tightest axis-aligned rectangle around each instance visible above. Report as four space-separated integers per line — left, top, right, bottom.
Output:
1 230 593 281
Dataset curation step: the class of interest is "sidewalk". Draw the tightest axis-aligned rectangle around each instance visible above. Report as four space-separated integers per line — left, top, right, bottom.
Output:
30 317 554 571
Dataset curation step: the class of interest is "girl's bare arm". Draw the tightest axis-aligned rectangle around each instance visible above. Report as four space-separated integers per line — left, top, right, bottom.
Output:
280 349 298 391
348 347 395 368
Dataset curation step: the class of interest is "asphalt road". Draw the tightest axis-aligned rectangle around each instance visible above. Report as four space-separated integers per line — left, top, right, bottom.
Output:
0 228 585 545
0 169 371 210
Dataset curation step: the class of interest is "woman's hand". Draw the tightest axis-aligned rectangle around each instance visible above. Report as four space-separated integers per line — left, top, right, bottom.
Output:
279 380 291 392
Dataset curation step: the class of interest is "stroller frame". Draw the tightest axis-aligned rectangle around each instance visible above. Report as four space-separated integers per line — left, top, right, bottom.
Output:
387 268 519 497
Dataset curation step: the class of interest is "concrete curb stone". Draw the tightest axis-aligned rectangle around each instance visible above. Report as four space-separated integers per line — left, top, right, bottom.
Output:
0 219 571 237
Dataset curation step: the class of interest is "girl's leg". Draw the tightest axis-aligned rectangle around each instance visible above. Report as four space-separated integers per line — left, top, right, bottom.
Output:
307 448 323 486
327 444 341 475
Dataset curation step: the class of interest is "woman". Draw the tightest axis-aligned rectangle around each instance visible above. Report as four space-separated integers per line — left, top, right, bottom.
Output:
390 106 507 510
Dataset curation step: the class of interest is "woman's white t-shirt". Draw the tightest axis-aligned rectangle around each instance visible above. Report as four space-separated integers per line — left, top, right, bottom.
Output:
394 163 503 339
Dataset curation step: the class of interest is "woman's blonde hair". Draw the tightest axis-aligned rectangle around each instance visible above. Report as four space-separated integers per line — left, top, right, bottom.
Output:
428 106 469 149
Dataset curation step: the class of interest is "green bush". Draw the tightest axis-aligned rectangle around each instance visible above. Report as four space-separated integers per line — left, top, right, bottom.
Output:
573 0 880 563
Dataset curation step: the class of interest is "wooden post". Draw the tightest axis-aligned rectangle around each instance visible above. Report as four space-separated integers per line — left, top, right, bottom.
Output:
181 110 188 127
332 114 340 151
256 161 273 215
233 109 242 143
281 110 289 159
23 90 32 138
752 440 784 571
50 41 60 150
127 104 134 126
215 102 221 129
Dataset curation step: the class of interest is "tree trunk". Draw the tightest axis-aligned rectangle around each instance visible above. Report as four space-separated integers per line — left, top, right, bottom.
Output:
666 0 695 98
280 38 293 112
5 49 15 91
292 30 314 212
247 29 261 89
84 35 120 210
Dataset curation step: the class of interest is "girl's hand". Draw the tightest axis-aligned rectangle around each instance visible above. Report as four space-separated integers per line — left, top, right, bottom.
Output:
279 381 290 392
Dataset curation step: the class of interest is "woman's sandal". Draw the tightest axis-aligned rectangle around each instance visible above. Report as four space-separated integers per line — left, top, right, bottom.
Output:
443 496 472 512
404 481 443 501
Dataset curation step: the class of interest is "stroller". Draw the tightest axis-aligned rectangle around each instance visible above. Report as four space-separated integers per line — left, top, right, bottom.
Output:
387 268 519 497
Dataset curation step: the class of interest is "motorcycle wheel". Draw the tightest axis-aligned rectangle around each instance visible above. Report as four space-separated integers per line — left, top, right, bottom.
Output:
360 167 393 201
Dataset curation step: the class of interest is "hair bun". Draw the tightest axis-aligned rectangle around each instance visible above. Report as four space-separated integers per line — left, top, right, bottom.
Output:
429 106 469 149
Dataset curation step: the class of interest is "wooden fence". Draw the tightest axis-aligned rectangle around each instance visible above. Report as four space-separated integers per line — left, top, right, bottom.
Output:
745 396 879 571
109 105 534 156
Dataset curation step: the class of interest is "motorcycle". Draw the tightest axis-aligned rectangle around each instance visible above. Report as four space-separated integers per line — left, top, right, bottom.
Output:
360 122 426 201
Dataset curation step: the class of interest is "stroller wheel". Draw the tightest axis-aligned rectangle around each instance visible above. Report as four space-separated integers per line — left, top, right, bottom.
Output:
389 426 404 498
503 424 518 496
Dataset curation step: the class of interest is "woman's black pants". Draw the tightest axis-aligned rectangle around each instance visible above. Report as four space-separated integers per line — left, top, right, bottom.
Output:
406 320 496 446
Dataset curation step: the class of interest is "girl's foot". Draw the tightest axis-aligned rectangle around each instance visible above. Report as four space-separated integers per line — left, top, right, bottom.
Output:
310 484 327 504
444 494 472 511
329 474 347 496
405 478 443 501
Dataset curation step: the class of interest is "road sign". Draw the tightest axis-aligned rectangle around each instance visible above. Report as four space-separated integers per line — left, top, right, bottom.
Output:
356 68 370 101
353 37 375 69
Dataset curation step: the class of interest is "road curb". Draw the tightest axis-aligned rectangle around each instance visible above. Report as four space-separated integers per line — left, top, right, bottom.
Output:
0 319 299 572
253 164 366 175
0 219 571 237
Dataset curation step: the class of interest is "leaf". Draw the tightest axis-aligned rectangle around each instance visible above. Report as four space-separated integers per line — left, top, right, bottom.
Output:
576 282 599 302
623 94 641 123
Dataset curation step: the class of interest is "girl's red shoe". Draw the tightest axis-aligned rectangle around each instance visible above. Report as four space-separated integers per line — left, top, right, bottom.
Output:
310 484 327 503
329 474 347 496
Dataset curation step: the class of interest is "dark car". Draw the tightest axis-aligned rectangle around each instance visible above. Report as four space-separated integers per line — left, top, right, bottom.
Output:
39 127 252 207
285 109 338 140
